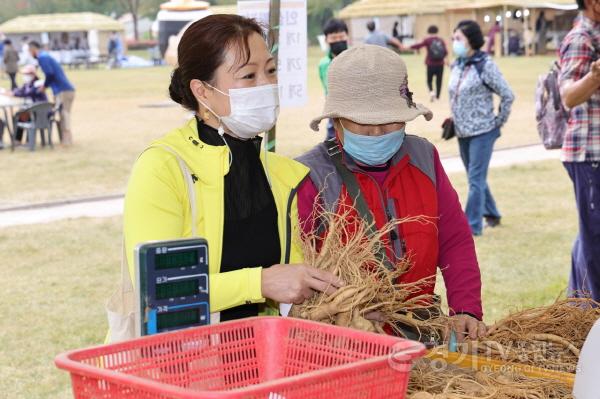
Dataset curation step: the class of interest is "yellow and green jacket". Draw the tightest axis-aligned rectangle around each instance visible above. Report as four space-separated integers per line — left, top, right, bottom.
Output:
124 118 309 314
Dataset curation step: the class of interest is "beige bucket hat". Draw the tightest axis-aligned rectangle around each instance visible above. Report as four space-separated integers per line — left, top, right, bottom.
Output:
310 45 433 131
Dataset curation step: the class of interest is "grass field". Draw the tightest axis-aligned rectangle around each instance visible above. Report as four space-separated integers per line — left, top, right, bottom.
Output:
0 160 577 398
0 49 556 207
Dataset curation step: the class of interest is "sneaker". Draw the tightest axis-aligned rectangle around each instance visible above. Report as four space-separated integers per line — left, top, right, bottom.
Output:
485 216 501 228
430 91 436 103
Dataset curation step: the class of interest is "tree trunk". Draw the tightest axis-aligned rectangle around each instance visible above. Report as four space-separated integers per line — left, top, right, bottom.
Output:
132 12 139 41
120 0 140 41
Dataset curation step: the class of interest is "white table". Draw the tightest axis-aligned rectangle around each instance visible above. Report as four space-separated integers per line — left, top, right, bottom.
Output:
0 94 28 151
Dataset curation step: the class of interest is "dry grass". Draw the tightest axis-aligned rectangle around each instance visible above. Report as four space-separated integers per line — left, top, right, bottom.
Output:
0 50 556 207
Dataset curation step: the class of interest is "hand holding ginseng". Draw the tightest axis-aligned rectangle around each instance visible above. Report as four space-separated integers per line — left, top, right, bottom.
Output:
290 203 447 338
261 264 345 305
447 313 486 342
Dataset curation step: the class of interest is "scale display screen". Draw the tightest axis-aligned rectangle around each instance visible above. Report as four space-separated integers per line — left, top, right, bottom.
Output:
155 279 199 300
135 238 210 337
156 250 198 270
157 308 201 330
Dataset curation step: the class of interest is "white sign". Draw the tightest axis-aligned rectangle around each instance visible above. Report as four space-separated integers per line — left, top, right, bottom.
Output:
237 0 307 108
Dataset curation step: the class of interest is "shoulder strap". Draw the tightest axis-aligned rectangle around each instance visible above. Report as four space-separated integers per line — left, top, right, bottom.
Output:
156 145 197 237
151 145 220 323
325 140 375 229
325 140 393 270
296 141 343 213
473 56 495 93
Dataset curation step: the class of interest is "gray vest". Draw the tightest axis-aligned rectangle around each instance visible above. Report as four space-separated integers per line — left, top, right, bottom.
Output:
296 135 437 213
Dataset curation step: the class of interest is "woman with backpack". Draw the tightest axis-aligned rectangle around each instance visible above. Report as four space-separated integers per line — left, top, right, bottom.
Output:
410 25 448 102
449 20 515 236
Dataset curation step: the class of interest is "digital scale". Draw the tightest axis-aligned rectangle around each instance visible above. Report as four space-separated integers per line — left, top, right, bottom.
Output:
135 238 210 336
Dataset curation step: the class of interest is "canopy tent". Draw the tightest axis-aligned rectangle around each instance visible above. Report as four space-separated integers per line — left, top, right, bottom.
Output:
338 0 577 19
446 0 578 55
0 13 125 61
0 12 124 34
448 0 578 11
339 0 460 19
338 0 476 45
209 4 238 15
338 0 578 54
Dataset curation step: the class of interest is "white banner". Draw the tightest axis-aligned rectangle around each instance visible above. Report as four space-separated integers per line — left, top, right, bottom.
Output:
237 0 307 108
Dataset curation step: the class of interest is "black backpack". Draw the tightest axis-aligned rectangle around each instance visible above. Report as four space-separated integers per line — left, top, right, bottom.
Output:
428 38 447 61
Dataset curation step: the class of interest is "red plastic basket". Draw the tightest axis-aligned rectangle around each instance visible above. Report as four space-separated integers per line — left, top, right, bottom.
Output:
56 317 425 399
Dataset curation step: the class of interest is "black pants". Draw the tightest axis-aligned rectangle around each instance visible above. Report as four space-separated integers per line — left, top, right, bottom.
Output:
7 72 17 90
427 65 444 99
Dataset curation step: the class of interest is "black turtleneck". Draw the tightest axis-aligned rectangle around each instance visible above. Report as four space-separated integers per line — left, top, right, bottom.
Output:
196 118 280 321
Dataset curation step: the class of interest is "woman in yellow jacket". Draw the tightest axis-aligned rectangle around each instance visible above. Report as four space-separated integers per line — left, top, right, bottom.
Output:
123 15 342 326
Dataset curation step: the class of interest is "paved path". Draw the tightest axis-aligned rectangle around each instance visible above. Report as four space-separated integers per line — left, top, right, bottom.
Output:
0 144 560 229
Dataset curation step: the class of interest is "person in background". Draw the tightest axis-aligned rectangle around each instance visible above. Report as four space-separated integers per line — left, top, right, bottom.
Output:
486 21 502 55
410 25 448 102
29 41 76 146
7 64 48 144
392 21 400 40
507 29 521 56
449 20 514 236
0 34 5 74
536 11 549 54
523 24 534 56
51 39 61 51
20 36 35 65
558 0 600 301
298 45 485 341
3 39 19 89
108 31 123 69
365 21 403 50
319 18 349 140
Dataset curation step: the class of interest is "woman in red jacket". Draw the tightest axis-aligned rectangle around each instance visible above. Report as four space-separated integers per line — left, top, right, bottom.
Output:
297 44 486 341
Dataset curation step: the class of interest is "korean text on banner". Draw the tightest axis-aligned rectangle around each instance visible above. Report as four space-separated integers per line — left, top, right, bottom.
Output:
237 0 307 108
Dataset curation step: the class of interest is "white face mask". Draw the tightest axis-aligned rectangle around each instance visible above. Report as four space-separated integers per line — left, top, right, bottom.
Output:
22 75 34 84
202 83 280 139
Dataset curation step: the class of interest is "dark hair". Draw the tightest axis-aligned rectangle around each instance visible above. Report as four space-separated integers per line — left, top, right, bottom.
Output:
169 14 264 111
577 0 585 9
427 25 439 34
367 21 376 32
323 18 348 36
28 40 41 49
3 39 11 45
455 20 485 50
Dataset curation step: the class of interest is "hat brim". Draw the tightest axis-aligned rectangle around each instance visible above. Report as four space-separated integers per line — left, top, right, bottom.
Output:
310 100 433 131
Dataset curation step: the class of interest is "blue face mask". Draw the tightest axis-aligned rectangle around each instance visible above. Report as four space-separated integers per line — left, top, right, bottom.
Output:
453 40 468 58
341 124 405 166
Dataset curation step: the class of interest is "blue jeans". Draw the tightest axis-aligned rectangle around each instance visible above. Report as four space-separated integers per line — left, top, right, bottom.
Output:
564 162 600 301
458 128 501 235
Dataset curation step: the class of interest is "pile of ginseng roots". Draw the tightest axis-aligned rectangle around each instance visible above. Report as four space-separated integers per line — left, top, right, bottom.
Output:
459 297 600 373
289 201 446 341
408 358 573 399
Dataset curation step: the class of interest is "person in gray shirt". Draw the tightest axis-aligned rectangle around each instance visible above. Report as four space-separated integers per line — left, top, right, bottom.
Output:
365 21 403 50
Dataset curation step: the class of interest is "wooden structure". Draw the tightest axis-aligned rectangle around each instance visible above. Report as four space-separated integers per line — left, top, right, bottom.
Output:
338 0 578 55
0 12 124 56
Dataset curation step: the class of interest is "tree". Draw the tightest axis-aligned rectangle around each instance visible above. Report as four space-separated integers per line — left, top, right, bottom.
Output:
118 0 141 40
